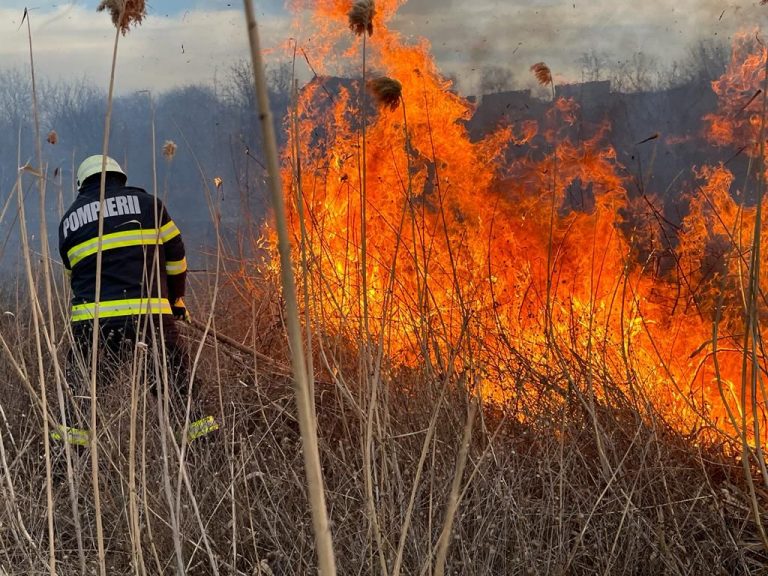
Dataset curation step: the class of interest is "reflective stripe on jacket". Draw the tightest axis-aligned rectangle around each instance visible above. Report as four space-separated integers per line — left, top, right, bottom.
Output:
71 298 173 322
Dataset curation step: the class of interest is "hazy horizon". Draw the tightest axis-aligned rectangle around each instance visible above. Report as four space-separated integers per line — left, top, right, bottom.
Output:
0 1 764 97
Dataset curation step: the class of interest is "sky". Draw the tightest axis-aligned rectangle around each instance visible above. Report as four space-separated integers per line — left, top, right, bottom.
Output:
0 1 766 96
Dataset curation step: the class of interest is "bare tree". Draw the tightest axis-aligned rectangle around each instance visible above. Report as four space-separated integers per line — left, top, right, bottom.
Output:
678 39 729 85
577 50 609 83
0 68 33 126
222 59 291 110
610 52 660 93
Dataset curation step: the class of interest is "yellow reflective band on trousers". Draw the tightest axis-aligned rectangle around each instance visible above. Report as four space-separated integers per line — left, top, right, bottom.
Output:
67 229 162 267
71 298 172 322
51 426 90 447
165 257 187 276
160 220 180 242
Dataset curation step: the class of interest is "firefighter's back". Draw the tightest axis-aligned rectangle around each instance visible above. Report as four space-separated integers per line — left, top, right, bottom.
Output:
59 175 178 321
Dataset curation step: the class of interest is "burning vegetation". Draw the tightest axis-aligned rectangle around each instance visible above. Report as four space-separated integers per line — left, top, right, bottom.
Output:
273 3 768 455
7 1 768 574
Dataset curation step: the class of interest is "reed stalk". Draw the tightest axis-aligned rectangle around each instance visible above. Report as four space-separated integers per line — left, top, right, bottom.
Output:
291 78 316 403
128 342 147 576
737 40 768 551
22 14 63 574
16 139 57 576
355 21 388 572
543 71 557 348
141 92 187 576
87 12 127 572
432 396 478 576
242 2 337 574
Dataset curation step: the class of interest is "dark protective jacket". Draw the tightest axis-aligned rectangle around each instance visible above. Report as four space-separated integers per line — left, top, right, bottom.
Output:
58 174 187 323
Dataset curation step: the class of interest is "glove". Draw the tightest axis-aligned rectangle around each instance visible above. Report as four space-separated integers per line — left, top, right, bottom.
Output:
172 298 191 323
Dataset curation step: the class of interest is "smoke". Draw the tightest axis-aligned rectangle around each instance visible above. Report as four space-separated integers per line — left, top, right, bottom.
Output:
392 0 765 95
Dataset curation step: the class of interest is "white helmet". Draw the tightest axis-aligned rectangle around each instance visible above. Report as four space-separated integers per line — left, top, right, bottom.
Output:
76 155 125 189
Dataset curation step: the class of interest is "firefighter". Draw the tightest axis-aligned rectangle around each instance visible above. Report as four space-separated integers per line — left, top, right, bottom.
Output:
54 154 217 446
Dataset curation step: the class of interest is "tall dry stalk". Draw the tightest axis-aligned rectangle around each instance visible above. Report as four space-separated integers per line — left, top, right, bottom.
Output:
432 397 478 576
530 62 558 346
351 1 373 341
348 7 387 564
24 11 89 574
350 0 375 415
242 2 337 575
737 41 768 550
290 77 316 404
16 146 56 576
168 124 225 576
127 342 147 576
20 10 61 575
142 91 186 576
87 23 118 576
88 3 148 574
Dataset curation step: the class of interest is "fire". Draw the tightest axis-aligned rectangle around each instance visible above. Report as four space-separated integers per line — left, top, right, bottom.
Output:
268 3 768 446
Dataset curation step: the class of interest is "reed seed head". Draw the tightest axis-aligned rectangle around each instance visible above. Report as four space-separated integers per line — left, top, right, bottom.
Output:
162 140 177 161
46 130 58 145
530 62 553 86
97 0 146 35
368 76 402 111
348 0 375 37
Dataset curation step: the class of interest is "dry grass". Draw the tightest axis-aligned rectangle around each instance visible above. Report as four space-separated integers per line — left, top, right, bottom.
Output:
2 4 767 574
0 279 766 574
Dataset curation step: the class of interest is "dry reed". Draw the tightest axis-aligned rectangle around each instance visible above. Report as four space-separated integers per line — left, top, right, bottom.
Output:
348 0 375 37
531 61 553 86
368 76 402 111
162 140 177 161
97 0 147 34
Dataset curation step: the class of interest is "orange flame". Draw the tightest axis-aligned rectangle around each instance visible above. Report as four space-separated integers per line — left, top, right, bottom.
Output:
265 4 768 446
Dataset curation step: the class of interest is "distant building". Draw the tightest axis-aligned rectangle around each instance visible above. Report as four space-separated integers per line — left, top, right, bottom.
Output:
554 80 612 104
467 89 536 141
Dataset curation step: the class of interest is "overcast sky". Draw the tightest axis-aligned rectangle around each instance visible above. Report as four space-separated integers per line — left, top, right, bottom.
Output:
0 1 766 96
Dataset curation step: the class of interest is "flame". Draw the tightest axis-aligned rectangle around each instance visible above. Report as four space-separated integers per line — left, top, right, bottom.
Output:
264 3 768 446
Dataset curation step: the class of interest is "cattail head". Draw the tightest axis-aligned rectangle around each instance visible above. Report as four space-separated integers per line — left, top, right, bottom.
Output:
162 140 177 161
46 130 58 145
530 62 553 86
348 0 375 37
97 0 146 35
368 76 402 111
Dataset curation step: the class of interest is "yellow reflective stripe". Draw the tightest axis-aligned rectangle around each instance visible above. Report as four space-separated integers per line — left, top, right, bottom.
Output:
67 229 161 267
165 257 187 276
160 220 180 242
187 416 219 442
51 426 90 447
71 298 172 322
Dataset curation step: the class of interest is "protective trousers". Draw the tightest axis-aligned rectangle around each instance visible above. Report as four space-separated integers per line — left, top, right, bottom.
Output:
63 315 190 434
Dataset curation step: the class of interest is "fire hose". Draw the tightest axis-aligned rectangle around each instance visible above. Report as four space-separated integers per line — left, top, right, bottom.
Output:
184 317 291 376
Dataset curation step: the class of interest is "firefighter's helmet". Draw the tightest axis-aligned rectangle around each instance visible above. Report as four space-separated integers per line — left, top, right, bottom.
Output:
76 155 125 189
